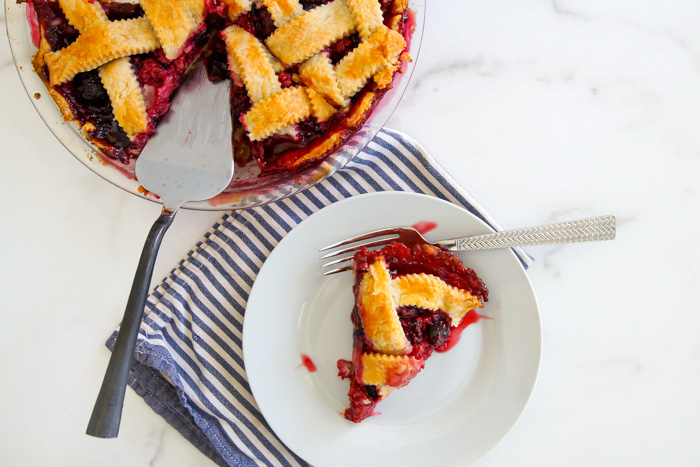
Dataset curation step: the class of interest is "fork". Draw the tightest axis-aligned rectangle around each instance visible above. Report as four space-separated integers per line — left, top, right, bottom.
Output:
319 214 616 275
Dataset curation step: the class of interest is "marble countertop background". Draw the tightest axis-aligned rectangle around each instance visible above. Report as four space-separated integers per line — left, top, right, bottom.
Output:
2 0 699 465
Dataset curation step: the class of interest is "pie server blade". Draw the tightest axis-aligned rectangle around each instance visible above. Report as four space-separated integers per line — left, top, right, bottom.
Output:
86 62 234 439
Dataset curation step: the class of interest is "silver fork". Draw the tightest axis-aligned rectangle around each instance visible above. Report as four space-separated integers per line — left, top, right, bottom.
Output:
319 214 616 275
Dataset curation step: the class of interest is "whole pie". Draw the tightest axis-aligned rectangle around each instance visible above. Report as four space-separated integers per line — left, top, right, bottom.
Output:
24 0 412 175
338 242 489 422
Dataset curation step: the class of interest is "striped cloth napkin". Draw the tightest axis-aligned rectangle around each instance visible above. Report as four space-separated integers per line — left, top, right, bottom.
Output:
107 128 532 466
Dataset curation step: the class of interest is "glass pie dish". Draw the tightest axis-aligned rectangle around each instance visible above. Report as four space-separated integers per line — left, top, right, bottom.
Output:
4 0 425 210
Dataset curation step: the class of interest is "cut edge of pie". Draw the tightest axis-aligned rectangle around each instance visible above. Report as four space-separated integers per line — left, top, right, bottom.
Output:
25 0 413 179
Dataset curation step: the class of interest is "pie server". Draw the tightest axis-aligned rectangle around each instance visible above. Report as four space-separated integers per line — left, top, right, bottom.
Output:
86 63 234 438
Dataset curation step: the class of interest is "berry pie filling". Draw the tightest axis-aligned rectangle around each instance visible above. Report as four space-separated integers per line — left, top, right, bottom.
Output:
25 0 412 175
338 242 489 422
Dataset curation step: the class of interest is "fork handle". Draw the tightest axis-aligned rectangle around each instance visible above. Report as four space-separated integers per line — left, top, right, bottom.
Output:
436 215 616 251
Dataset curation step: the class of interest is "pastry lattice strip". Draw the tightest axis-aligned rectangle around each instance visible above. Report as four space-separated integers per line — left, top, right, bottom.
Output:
266 0 356 66
98 58 150 139
53 0 150 140
261 0 303 27
298 25 405 109
356 258 484 359
242 86 336 140
359 353 424 388
391 273 484 326
223 25 283 104
356 258 413 355
44 17 159 86
139 0 206 60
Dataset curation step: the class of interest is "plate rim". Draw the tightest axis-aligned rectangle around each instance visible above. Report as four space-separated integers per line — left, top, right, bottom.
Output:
243 191 542 466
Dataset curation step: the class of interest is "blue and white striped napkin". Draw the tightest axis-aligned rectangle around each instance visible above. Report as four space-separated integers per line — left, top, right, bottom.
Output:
107 128 532 466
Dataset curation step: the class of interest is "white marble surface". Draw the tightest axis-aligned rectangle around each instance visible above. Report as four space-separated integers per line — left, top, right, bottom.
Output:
2 1 699 465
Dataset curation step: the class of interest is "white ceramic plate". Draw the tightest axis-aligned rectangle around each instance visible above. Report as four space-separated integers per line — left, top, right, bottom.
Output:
243 192 541 466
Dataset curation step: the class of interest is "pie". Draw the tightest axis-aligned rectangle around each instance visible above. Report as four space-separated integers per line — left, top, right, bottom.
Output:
337 242 489 422
24 0 412 174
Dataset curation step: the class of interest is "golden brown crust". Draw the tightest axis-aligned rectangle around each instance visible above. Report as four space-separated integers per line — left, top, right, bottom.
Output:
335 25 406 97
32 30 76 123
287 132 343 168
298 53 347 107
223 25 282 103
219 0 252 20
266 0 356 66
44 17 159 85
358 259 412 355
138 0 204 60
391 274 484 326
305 87 337 122
98 58 149 139
261 0 303 27
54 0 148 139
344 91 376 127
58 0 108 31
359 353 424 388
242 86 312 140
345 0 383 40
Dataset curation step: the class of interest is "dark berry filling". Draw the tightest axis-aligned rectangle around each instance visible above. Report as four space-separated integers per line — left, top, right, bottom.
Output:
30 0 408 175
32 0 213 163
343 377 379 422
398 306 452 360
341 242 487 422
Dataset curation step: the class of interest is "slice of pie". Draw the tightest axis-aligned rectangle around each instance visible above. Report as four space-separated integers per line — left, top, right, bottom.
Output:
337 242 489 423
24 0 412 176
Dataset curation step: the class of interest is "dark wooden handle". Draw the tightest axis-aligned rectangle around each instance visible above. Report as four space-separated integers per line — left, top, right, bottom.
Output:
86 208 176 438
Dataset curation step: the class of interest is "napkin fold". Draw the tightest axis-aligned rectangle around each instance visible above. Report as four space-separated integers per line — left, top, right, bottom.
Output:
107 128 532 466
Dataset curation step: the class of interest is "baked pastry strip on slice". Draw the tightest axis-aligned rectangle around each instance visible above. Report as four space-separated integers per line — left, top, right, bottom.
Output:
392 274 484 326
357 258 413 355
340 243 489 422
358 353 424 388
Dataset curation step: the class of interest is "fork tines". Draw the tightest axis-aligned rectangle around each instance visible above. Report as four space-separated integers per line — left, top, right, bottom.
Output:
319 228 400 275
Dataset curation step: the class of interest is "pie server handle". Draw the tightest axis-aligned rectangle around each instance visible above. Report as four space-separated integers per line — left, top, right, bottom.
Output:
86 207 177 438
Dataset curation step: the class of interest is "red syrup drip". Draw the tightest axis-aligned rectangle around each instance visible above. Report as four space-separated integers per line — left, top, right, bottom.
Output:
437 309 490 353
25 2 41 48
337 359 354 379
411 221 438 235
298 354 317 372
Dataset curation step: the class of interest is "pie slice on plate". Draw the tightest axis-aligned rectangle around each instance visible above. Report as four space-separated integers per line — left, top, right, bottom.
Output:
338 242 489 422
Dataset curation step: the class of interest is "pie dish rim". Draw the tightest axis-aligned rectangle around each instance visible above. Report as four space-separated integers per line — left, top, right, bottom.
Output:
5 0 425 211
